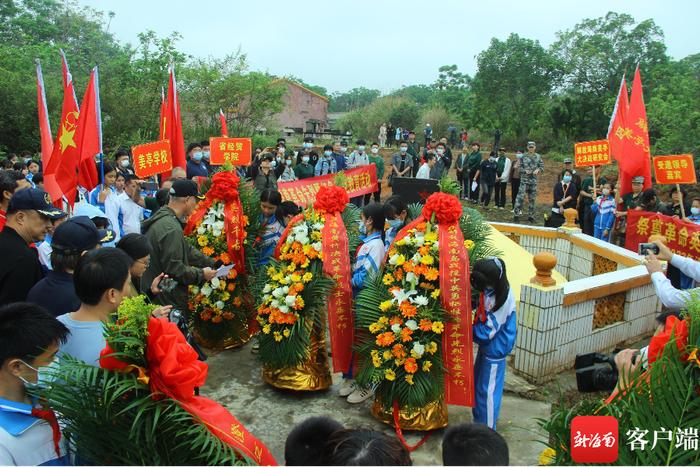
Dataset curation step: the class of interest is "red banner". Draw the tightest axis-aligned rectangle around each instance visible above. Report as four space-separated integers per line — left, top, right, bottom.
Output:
132 140 173 178
210 137 252 166
574 139 611 167
321 212 353 373
439 224 475 407
625 210 700 261
653 155 696 185
278 165 377 207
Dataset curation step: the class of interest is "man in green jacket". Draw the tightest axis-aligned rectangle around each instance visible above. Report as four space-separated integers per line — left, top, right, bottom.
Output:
365 142 386 203
141 179 216 314
466 142 483 203
406 131 421 177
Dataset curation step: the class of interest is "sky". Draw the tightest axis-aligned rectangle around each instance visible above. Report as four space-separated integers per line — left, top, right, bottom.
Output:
77 0 700 94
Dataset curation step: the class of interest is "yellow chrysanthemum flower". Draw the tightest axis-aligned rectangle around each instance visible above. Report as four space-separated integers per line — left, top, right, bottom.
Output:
405 374 414 385
369 322 384 333
383 350 392 361
287 263 297 273
422 361 432 372
273 331 283 342
538 447 556 466
395 255 406 266
291 273 302 283
378 316 389 325
384 369 396 381
262 325 271 334
424 231 438 243
283 328 291 338
197 236 208 247
431 289 441 299
302 272 314 283
420 255 434 266
431 322 445 334
464 239 475 250
426 342 438 354
379 300 393 312
383 273 394 285
372 355 382 368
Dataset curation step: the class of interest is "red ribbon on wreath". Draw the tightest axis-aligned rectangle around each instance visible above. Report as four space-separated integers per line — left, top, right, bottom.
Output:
392 192 475 407
100 318 277 465
184 171 247 275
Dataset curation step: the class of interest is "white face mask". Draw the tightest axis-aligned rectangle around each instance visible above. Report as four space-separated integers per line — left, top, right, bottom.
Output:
17 358 58 389
302 156 310 163
303 142 313 149
436 148 444 155
371 148 379 154
120 159 130 168
602 188 611 196
340 147 347 153
400 146 408 153
692 207 700 216
357 145 366 152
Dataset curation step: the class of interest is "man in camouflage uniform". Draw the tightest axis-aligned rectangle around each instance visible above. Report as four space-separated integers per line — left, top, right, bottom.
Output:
514 141 544 223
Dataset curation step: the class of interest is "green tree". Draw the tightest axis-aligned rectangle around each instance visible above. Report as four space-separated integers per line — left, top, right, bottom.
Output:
389 84 436 107
550 12 668 138
328 87 381 112
471 33 560 142
336 96 419 141
434 64 472 121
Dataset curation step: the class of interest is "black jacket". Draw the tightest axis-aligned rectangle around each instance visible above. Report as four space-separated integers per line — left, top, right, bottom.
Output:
0 227 44 305
27 270 80 317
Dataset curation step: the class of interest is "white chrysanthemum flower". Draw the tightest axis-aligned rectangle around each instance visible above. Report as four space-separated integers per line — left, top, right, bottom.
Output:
285 295 297 307
312 223 324 231
405 272 418 286
391 323 402 334
263 284 272 294
432 241 439 250
297 234 309 245
312 242 322 252
413 236 425 247
270 299 280 309
279 305 290 314
405 319 418 331
191 286 200 295
282 286 290 294
388 254 400 265
213 220 225 231
211 277 220 289
212 230 222 238
272 288 286 299
197 226 206 235
413 295 429 307
201 284 212 297
412 342 425 358
411 252 422 263
215 301 225 310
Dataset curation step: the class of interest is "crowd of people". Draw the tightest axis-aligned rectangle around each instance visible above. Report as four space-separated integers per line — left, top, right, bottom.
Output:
0 128 695 465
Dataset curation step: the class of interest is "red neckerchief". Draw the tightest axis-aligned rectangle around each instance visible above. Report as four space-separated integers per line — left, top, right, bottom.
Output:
473 292 487 325
31 407 62 459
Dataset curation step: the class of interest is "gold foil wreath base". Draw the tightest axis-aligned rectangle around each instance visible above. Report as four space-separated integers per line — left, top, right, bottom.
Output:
193 319 251 351
261 319 331 392
371 397 448 431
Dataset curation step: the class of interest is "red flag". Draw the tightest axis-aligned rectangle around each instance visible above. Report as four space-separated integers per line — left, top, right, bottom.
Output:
166 64 186 170
73 66 101 192
35 59 53 169
607 75 628 166
219 108 228 137
44 50 80 204
159 86 167 141
624 66 652 193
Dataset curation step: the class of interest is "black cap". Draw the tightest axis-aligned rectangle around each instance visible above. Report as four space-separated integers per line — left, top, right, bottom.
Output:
169 179 205 200
51 216 114 254
8 188 65 219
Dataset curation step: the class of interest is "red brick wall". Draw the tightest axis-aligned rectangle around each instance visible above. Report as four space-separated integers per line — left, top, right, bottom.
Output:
272 82 328 131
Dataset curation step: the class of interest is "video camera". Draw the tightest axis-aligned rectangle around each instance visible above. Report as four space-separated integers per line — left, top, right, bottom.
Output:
574 351 638 392
169 308 207 362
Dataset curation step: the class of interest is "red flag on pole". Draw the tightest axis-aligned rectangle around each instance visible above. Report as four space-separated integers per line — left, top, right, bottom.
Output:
159 86 167 141
35 59 53 170
73 66 101 192
166 64 186 170
44 50 80 204
624 66 652 193
219 108 228 137
607 76 628 166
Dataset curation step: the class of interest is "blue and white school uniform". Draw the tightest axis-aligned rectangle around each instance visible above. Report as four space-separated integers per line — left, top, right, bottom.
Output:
472 288 517 430
258 214 284 266
384 223 404 250
351 232 385 293
0 398 69 466
591 195 616 242
88 185 115 213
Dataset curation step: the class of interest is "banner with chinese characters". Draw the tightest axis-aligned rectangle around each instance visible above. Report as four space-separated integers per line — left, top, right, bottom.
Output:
652 154 696 184
278 165 378 207
574 139 611 167
209 137 252 166
132 140 172 178
625 210 700 261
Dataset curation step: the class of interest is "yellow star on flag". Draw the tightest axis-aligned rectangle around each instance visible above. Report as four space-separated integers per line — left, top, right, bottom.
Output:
59 122 77 153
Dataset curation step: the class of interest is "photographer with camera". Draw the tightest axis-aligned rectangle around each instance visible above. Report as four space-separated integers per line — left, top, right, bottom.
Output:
141 180 216 314
644 239 700 310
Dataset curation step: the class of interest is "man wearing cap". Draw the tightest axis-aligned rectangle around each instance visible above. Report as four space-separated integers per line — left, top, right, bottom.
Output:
27 216 114 317
0 189 64 304
141 179 216 314
514 141 545 223
0 170 32 232
613 176 645 245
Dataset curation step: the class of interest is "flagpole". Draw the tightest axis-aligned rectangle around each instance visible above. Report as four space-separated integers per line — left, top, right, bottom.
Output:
100 153 104 188
677 183 686 219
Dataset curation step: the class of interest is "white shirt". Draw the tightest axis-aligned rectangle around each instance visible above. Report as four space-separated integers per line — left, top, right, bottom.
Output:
416 163 431 179
37 239 52 271
347 151 369 168
104 192 127 240
499 157 512 183
650 254 700 309
120 196 144 235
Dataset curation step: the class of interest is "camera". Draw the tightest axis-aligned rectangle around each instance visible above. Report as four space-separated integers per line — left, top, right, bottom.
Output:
638 242 660 256
157 277 177 293
574 351 638 392
169 309 207 362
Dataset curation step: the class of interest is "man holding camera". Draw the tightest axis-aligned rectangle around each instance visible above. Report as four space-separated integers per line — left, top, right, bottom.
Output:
141 180 216 314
